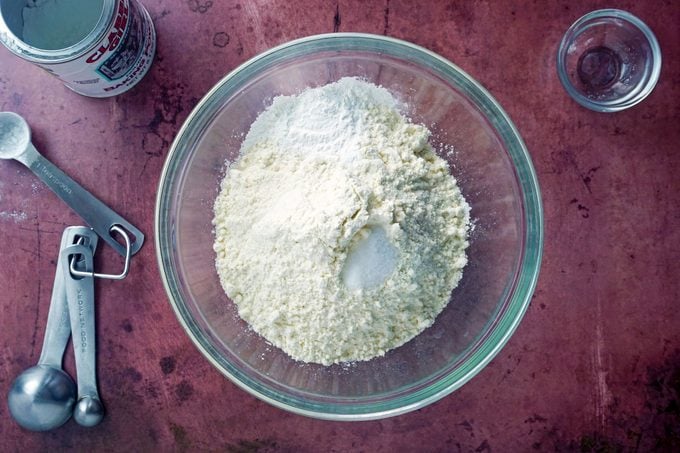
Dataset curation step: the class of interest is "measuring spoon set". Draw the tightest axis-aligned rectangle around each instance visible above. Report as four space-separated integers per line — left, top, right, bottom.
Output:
0 112 144 431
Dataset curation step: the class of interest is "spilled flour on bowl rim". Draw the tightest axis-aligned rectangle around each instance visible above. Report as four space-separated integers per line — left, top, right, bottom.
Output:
213 77 470 366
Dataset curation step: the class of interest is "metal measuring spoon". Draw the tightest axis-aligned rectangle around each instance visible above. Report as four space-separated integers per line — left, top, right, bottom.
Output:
7 227 98 431
62 243 104 427
0 111 144 257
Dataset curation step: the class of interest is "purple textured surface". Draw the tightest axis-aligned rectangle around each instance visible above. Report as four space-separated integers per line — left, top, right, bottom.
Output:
1 0 679 451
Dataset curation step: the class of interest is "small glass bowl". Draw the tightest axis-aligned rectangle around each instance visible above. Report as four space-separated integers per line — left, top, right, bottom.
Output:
557 9 661 112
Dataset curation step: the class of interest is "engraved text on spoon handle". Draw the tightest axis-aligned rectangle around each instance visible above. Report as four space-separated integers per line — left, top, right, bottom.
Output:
16 144 144 257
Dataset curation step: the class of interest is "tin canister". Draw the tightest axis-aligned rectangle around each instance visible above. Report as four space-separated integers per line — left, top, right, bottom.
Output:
0 0 156 97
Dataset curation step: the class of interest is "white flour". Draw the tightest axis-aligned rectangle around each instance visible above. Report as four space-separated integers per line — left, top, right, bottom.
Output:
213 78 470 365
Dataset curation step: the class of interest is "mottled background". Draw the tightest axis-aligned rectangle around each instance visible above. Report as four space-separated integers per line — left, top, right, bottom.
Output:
1 0 679 451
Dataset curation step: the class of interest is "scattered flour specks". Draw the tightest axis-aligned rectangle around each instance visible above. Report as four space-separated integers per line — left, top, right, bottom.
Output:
0 210 27 223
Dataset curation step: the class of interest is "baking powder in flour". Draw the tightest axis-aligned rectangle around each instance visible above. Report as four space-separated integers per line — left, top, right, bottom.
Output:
213 77 470 366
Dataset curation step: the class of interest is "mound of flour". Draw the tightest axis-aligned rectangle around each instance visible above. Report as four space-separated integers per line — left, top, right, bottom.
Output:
213 77 470 366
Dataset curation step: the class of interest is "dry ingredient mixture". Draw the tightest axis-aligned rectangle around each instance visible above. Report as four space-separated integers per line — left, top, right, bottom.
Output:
213 77 470 366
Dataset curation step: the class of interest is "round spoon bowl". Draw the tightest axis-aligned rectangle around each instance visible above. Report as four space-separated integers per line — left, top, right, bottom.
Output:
7 365 76 431
0 111 30 159
74 396 105 427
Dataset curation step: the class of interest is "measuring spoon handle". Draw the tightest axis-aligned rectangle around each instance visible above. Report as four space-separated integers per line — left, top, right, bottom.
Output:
38 227 98 367
62 244 99 399
37 240 69 368
16 144 144 257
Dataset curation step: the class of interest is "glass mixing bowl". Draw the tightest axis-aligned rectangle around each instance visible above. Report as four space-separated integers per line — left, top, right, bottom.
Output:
155 33 543 420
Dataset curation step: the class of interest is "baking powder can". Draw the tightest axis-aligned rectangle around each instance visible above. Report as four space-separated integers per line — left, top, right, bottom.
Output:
0 0 156 97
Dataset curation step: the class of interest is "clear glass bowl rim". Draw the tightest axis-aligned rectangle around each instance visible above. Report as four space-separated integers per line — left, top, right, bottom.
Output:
556 8 662 113
155 32 544 420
